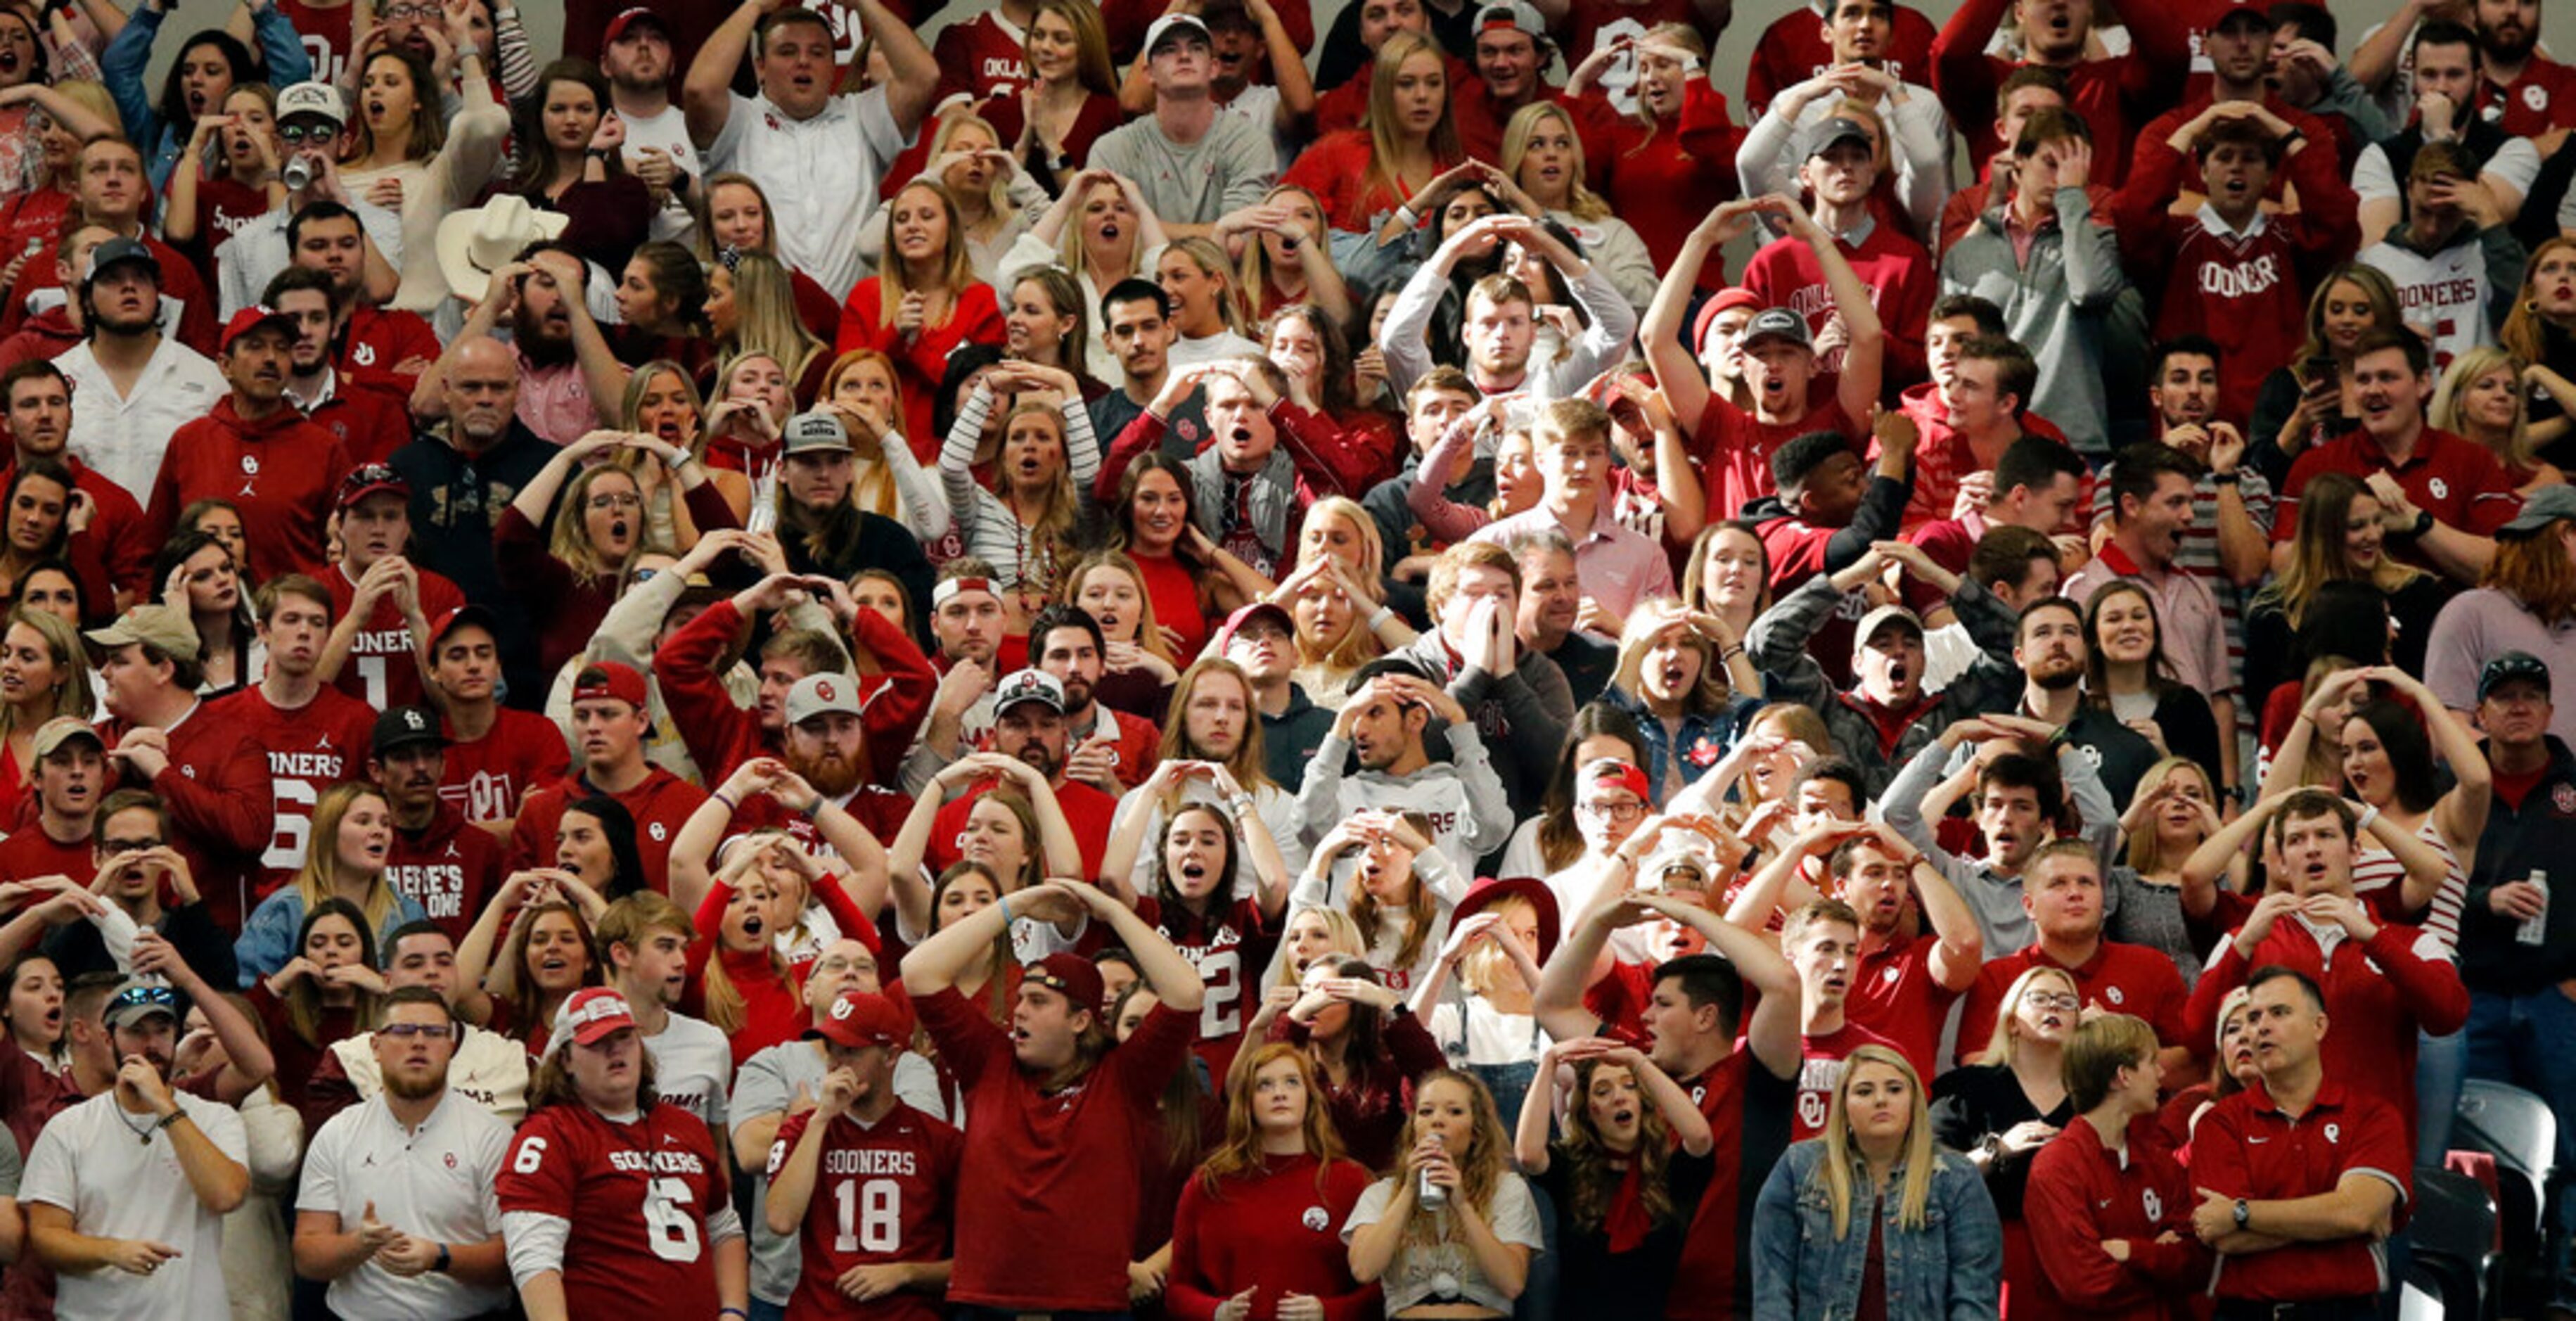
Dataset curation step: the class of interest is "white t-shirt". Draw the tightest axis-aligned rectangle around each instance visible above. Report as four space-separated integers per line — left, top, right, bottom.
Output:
643 1012 736 1139
297 1090 513 1320
20 1089 250 1321
617 103 705 248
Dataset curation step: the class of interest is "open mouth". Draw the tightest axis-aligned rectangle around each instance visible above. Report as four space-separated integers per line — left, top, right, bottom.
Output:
742 913 766 937
1885 659 1911 687
1610 1106 1636 1125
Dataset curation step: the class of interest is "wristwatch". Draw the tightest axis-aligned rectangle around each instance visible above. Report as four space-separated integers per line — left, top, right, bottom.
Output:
2232 1199 2251 1231
2210 471 2241 486
2408 509 2435 537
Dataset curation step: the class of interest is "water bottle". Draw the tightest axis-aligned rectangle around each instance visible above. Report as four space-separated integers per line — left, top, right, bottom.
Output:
1418 1131 1447 1209
282 155 314 193
2519 870 2550 947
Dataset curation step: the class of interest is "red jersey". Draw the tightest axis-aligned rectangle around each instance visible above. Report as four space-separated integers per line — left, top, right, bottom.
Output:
2182 917 2468 1137
509 766 711 891
2110 137 2359 428
278 0 355 83
766 1102 963 1321
496 1100 734 1319
337 305 440 406
2189 1081 2412 1302
1137 895 1279 1084
1739 224 1937 389
923 775 1117 881
321 562 465 711
1557 0 1703 67
918 987 1194 1313
1954 939 2189 1068
1745 2 1942 117
2276 428 2523 571
439 708 570 828
2022 1115 2207 1320
1793 1019 1899 1140
385 800 504 943
174 177 273 291
1691 394 1860 521
1841 933 1961 1081
202 684 378 897
930 12 1029 108
99 707 272 932
1930 0 2196 184
143 399 350 585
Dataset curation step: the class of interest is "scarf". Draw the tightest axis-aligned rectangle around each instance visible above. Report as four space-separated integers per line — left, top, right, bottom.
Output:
1603 1155 1654 1254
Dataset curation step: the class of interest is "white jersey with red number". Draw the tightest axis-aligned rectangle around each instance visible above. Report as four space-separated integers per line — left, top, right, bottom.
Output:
496 1101 738 1318
767 1102 961 1321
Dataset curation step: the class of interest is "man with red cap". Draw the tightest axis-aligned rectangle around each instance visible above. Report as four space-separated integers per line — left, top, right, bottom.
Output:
499 986 749 1321
762 988 962 1321
424 605 570 832
322 463 466 712
142 305 350 582
901 878 1205 1315
89 602 273 932
508 660 709 889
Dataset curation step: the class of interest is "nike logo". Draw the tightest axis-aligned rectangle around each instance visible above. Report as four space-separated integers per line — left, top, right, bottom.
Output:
2247 1137 2270 1144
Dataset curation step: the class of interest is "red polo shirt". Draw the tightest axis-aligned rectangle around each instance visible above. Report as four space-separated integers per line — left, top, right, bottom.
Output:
1843 933 1961 1081
1955 938 2189 1067
2023 1114 2208 1319
2275 427 2523 570
2189 1080 2411 1303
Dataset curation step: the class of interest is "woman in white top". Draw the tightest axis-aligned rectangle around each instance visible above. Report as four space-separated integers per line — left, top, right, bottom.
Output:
1288 808 1465 995
857 113 1047 287
1000 168 1168 382
1345 1068 1540 1320
338 33 508 313
1409 877 1554 1133
1497 102 1658 314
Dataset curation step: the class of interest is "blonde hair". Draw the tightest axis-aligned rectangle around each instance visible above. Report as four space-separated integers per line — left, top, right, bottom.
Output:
1610 609 1734 713
700 878 796 1035
818 348 911 519
1971 964 2079 1067
927 111 1016 217
1390 1070 1514 1249
1295 495 1389 598
1162 236 1248 335
722 253 826 386
1819 1045 1936 1240
1271 907 1366 989
291 785 403 931
1061 548 1175 663
2253 471 2423 626
1032 0 1117 94
1501 101 1608 220
549 464 645 588
1363 32 1461 215
1458 894 1534 996
2431 345 2537 473
879 181 975 325
2122 755 2217 875
0 607 92 744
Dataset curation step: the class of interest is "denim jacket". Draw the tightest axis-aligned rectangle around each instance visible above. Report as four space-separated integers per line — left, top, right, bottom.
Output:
1603 684 1760 796
1752 1140 2004 1321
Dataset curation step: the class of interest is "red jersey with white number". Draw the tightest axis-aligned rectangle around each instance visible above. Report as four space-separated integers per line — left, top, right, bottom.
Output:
437 708 570 827
767 1101 962 1321
1137 895 1279 1084
200 684 378 897
322 563 466 711
497 1101 731 1319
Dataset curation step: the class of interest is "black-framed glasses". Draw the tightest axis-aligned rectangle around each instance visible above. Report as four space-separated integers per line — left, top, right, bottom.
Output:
378 1022 456 1042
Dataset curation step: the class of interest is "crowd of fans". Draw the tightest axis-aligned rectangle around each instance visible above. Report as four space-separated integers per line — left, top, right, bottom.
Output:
0 0 2565 1315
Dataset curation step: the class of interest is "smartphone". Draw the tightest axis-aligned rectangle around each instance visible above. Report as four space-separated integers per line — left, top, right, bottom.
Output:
2300 355 2338 388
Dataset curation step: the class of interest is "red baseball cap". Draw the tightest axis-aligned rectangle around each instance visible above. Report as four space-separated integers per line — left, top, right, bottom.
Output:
570 660 648 710
1693 287 1764 358
1025 952 1106 1013
553 987 637 1049
601 6 669 51
336 462 408 511
428 603 500 650
811 990 911 1050
219 305 297 355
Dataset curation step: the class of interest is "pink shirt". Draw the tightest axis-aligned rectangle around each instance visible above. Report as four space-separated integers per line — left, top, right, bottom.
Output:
2060 542 2235 697
514 356 601 448
1472 497 1677 618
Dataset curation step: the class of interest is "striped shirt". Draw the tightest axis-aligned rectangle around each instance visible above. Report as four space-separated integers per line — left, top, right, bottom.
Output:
2350 815 2466 959
940 384 1101 600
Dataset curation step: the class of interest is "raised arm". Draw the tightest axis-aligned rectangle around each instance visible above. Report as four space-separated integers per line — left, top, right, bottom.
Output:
683 0 764 148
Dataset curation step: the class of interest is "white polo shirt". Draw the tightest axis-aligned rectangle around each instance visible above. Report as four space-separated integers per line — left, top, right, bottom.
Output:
53 335 226 502
705 87 909 302
20 1089 248 1321
297 1089 513 1321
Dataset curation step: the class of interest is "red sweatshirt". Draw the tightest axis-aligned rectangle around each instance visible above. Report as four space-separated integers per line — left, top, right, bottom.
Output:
835 281 1006 462
1165 1153 1381 1321
98 707 273 933
508 765 711 891
2110 133 2359 428
1930 0 2196 184
682 872 876 1065
0 453 156 598
651 598 935 788
1590 83 1742 283
1738 224 1936 389
2020 1115 2208 1320
145 397 350 584
1745 4 1942 117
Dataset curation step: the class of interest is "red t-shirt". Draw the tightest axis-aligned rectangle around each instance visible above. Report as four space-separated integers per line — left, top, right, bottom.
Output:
201 684 379 898
176 177 274 291
1841 933 1961 1082
322 563 466 712
1738 224 1937 388
384 801 505 944
2189 1082 2411 1302
924 776 1117 881
510 767 712 891
279 0 355 83
438 708 572 828
1793 1019 1899 1140
1953 939 2189 1068
496 1101 732 1318
0 825 94 883
1691 395 1859 521
1128 550 1211 659
918 986 1194 1312
2473 56 2576 137
766 1101 962 1321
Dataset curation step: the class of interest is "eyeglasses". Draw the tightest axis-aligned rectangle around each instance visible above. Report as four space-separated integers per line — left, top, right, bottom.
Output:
2023 993 2083 1013
1579 800 1646 823
586 493 643 512
278 122 340 145
381 4 439 20
377 1022 456 1042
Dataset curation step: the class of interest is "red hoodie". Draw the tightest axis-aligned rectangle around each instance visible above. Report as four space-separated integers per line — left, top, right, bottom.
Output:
144 395 350 583
0 305 77 371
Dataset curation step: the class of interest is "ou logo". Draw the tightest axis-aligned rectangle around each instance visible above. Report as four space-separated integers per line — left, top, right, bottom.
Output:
2142 1187 2163 1222
2106 985 2125 1005
1798 1090 1827 1132
2324 1123 2341 1144
2428 478 2450 500
241 454 261 476
649 822 668 841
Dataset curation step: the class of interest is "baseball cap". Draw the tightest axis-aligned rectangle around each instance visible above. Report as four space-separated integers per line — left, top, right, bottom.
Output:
29 715 101 760
992 668 1065 715
103 977 186 1031
337 462 409 510
1741 307 1813 351
810 989 911 1049
2210 4 2276 32
83 236 159 286
1578 757 1651 804
371 705 447 758
570 660 649 711
1798 115 1874 162
2501 484 2576 535
1473 0 1546 37
1851 604 1926 665
219 305 297 355
782 410 852 457
428 603 500 650
601 6 669 51
551 986 639 1051
1024 952 1105 1012
274 80 344 127
785 671 864 725
930 576 1000 611
1144 13 1212 54
86 604 201 663
1215 601 1293 652
2478 650 2553 702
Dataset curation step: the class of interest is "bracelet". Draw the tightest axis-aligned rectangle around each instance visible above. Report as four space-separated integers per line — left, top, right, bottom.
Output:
1228 793 1257 817
1718 643 1746 662
433 1242 451 1273
711 791 738 812
997 893 1015 926
1394 204 1418 230
798 797 824 819
155 1110 185 1134
720 1310 749 1321
1368 605 1396 632
2210 471 2241 486
2355 804 2380 834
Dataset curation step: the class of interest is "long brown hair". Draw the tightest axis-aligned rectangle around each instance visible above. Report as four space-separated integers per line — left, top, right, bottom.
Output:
1154 658 1274 793
879 181 975 324
347 46 445 164
281 898 384 1047
1197 1042 1347 1197
1348 815 1437 977
2501 236 2576 365
1391 1069 1514 1250
497 902 603 1043
2252 471 2423 625
527 1030 662 1112
1556 1056 1679 1234
1364 32 1462 217
2485 520 2576 627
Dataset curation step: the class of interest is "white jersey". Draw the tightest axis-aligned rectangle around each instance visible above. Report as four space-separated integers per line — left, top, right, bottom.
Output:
644 1012 735 1139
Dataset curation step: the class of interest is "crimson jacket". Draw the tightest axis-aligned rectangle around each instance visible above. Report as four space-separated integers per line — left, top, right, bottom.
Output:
145 396 350 583
652 598 935 788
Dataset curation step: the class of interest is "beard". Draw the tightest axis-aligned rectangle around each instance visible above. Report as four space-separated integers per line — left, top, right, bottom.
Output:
2030 656 2085 690
384 1065 447 1102
792 746 862 799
